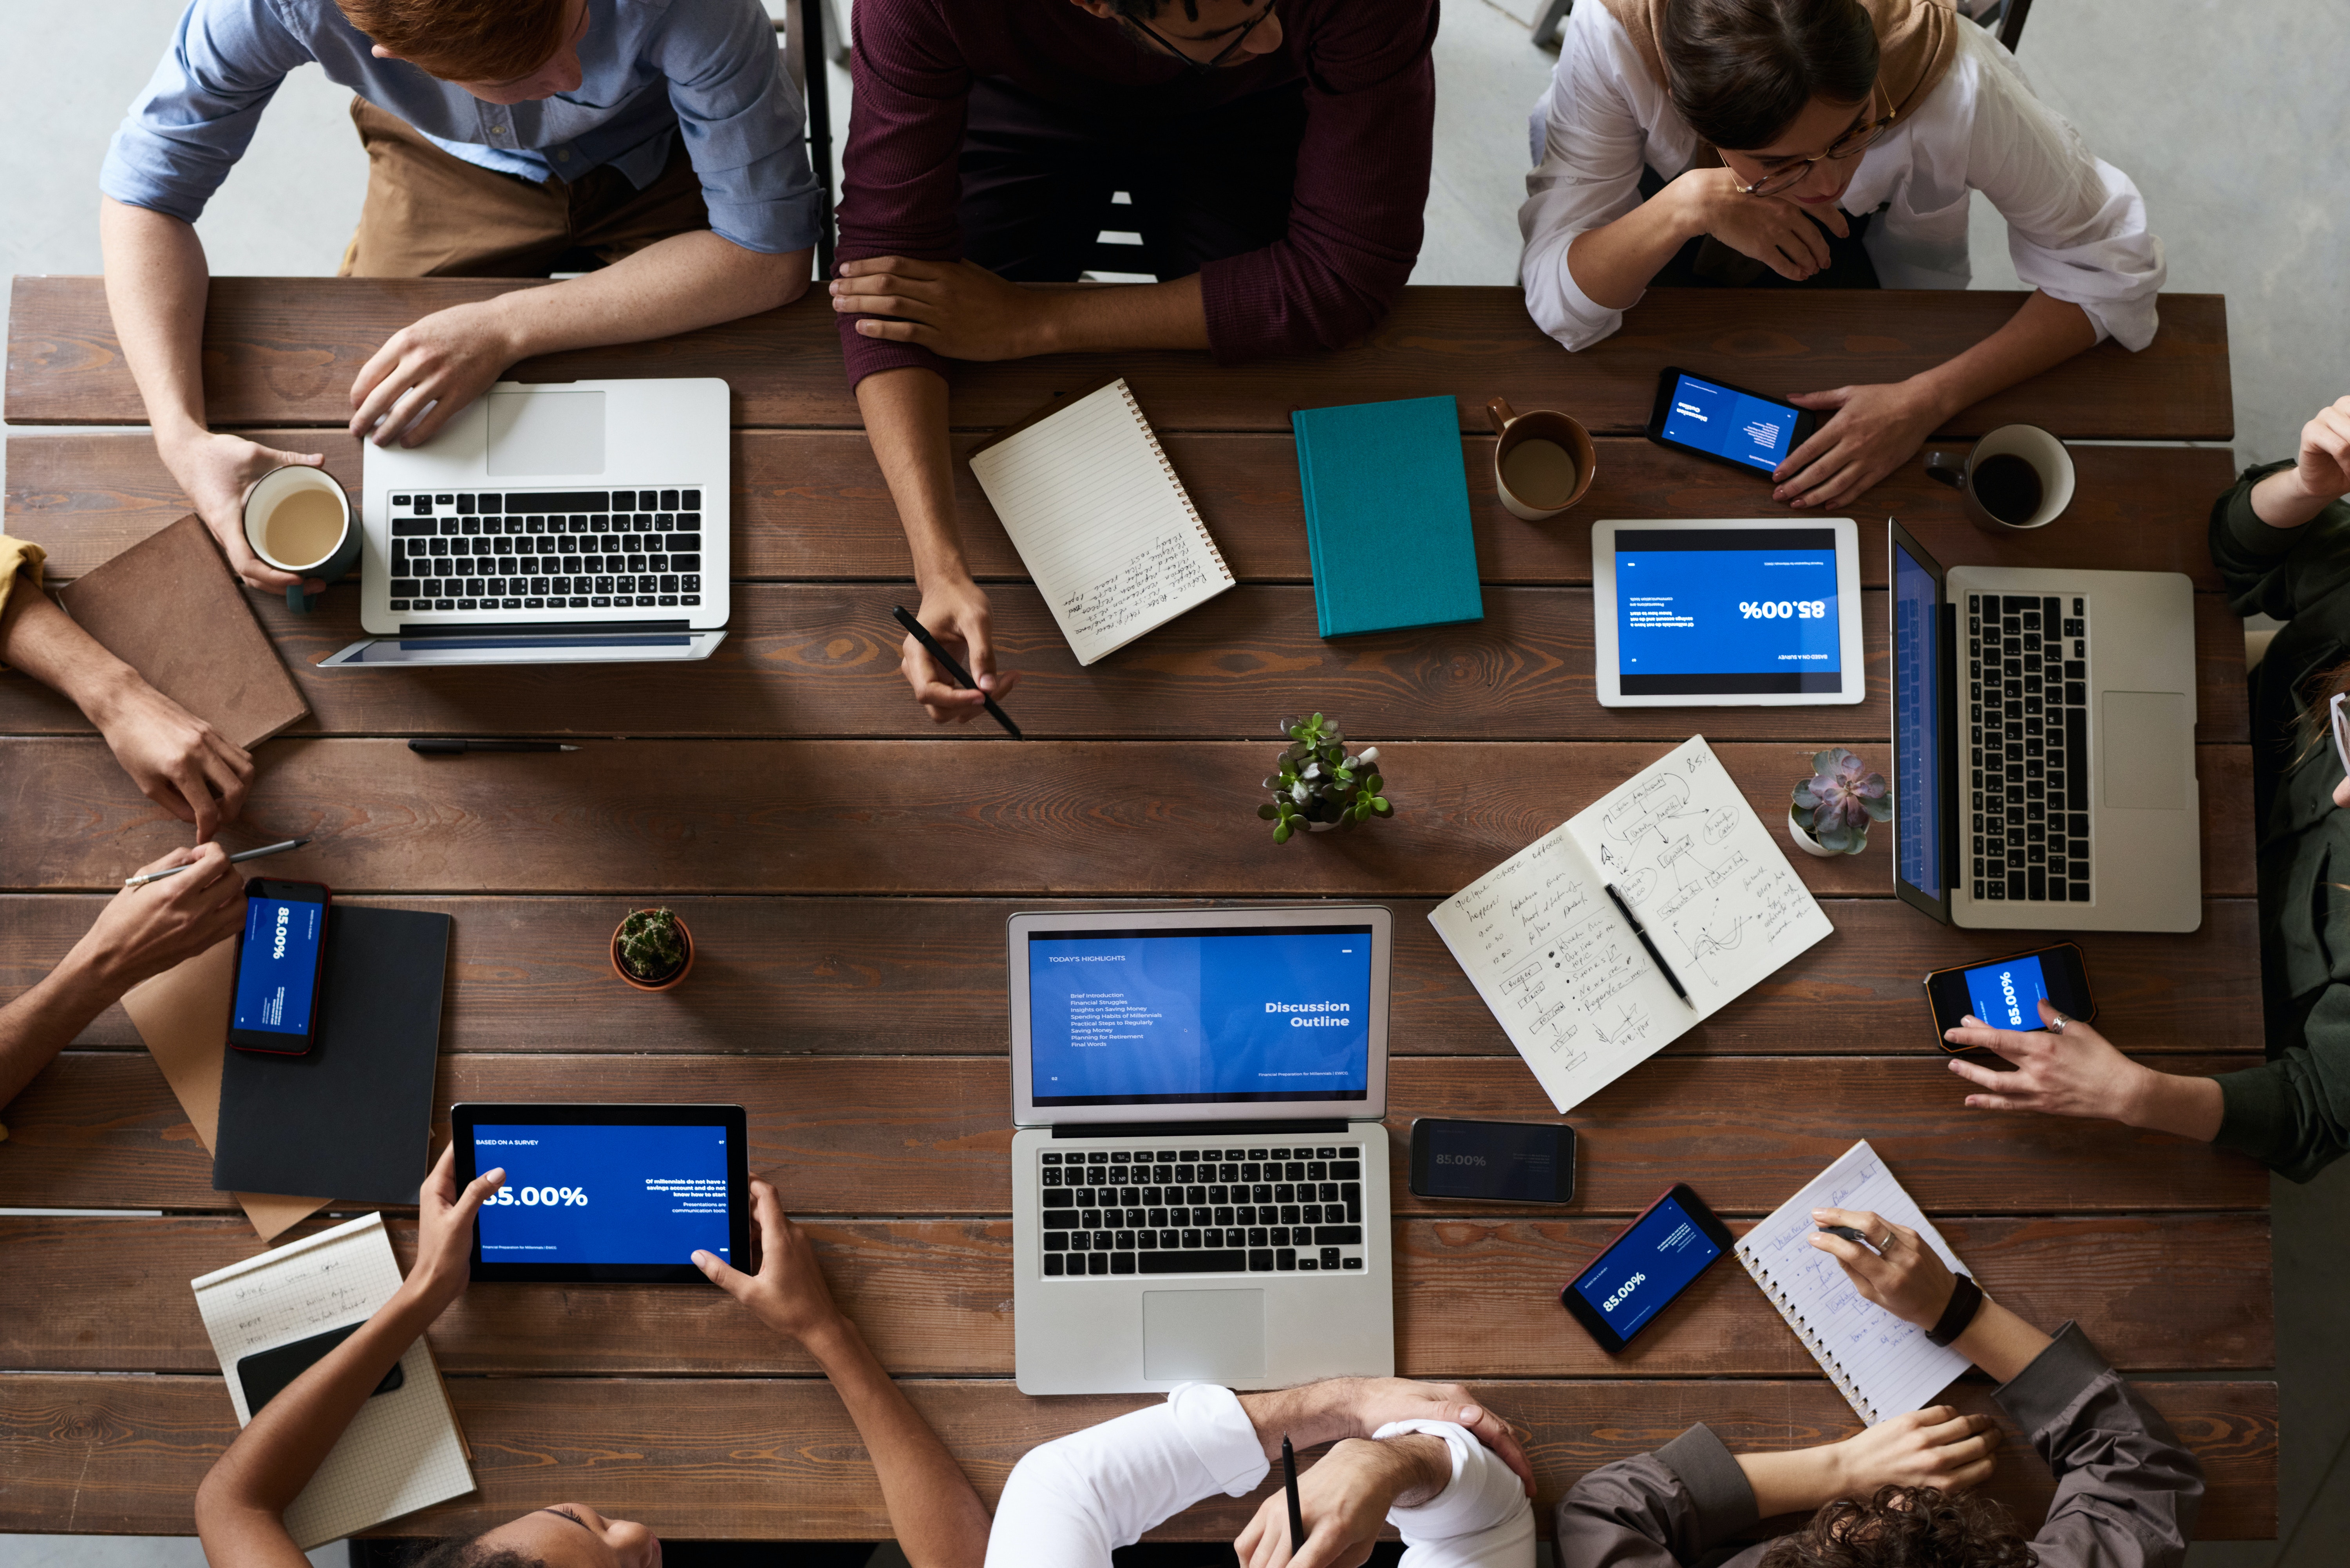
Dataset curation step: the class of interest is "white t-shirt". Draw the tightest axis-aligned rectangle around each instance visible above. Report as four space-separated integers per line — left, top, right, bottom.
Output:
1518 3 2165 352
980 1383 1535 1567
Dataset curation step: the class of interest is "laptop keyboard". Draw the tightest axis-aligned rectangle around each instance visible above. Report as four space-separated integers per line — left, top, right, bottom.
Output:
383 489 707 614
1039 1143 1367 1279
1966 593 2091 903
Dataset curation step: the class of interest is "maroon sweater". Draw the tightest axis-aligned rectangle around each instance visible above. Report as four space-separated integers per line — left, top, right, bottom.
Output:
837 0 1437 388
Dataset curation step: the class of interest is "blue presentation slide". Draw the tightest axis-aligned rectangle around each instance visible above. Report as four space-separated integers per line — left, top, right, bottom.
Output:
473 1123 732 1264
232 895 323 1035
1616 534 1839 687
1029 929 1373 1104
1660 375 1799 470
1894 540 1943 898
1572 1194 1721 1340
1965 954 2050 1031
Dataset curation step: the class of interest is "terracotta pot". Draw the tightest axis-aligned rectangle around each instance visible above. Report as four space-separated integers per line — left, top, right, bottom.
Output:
612 910 695 991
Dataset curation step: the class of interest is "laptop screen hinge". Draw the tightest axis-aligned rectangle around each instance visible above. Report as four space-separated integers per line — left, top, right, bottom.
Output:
1051 1118 1350 1140
396 618 692 637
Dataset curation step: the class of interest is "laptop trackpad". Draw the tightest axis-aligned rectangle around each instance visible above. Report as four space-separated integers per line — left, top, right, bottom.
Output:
487 388 606 475
1143 1290 1266 1383
2101 691 2190 810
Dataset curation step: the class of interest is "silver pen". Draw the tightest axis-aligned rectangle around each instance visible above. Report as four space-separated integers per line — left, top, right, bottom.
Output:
124 838 311 888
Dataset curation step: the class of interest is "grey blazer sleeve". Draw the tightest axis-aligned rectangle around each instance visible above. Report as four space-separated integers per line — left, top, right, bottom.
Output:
1553 1425 1760 1568
1996 1322 2204 1568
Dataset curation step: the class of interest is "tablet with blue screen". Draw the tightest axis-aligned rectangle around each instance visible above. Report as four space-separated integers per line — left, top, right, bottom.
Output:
1591 517 1865 706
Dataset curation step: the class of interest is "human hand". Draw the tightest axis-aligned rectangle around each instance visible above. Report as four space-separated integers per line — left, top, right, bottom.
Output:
830 257 1049 361
1772 380 1944 509
1334 1379 1533 1498
86 676 254 842
1687 169 1848 282
409 1141 504 1308
68 844 247 994
156 428 328 594
1234 1435 1451 1568
693 1178 846 1343
1807 1207 1957 1330
1829 1404 2001 1498
1941 998 2151 1124
349 300 524 449
2289 395 2350 504
900 578 1019 723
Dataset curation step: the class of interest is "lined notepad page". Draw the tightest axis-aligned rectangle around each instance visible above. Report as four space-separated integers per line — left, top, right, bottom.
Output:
969 379 1234 665
1736 1141 1972 1425
192 1212 474 1548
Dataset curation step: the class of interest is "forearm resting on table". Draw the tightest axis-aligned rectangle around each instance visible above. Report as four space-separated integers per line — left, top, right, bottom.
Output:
799 1315 990 1568
1023 274 1209 355
1 583 153 729
99 196 212 441
2120 1067 2226 1145
857 367 971 587
1905 291 2097 425
0 947 123 1111
470 229 811 361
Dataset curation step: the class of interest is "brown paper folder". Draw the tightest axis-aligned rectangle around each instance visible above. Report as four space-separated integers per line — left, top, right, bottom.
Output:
119 938 329 1241
58 515 309 749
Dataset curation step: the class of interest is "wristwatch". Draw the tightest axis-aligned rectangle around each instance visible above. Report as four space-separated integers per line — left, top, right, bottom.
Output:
1925 1272 1984 1347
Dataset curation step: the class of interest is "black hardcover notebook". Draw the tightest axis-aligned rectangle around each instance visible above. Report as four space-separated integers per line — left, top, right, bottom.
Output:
214 907 451 1205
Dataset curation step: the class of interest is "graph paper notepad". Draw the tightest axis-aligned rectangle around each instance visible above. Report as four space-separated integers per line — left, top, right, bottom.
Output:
192 1212 474 1547
1736 1140 1973 1425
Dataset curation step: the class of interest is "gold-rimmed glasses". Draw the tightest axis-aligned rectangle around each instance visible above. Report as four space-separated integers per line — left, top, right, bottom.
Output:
1731 108 1898 199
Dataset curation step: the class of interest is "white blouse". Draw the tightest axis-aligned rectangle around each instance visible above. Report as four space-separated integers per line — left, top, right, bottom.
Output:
1518 2 2165 352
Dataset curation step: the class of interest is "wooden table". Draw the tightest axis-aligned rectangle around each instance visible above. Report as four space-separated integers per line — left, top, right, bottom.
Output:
0 280 2274 1543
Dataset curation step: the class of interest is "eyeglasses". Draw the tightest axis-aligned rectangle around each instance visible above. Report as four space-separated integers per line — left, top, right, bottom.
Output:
1732 108 1898 199
1131 0 1279 74
2330 691 2350 779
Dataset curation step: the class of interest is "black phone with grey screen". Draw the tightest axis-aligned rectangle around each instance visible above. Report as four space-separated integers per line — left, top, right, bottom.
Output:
1407 1118 1575 1203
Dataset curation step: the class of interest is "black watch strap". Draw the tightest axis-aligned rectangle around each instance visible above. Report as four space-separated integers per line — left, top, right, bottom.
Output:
1926 1272 1983 1347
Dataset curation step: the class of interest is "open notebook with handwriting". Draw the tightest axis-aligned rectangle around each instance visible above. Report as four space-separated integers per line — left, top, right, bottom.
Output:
1428 734 1832 1112
969 377 1235 666
1738 1140 1974 1425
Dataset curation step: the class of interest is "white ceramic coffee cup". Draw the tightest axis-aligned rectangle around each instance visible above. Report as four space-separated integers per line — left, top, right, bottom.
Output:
241 466 357 611
1925 423 2076 532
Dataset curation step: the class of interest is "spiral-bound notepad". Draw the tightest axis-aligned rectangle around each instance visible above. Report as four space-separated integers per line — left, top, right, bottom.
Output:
969 377 1235 665
1737 1140 1972 1426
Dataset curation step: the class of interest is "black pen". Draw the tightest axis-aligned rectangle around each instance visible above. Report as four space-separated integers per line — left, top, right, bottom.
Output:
891 605 1022 738
1818 1224 1872 1248
1603 883 1696 1008
408 739 580 754
1282 1434 1305 1555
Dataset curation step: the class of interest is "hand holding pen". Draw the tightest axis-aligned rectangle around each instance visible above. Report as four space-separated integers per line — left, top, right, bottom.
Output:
893 604 1022 737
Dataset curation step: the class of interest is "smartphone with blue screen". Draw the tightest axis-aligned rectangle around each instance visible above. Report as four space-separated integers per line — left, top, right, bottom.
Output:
229 879 331 1055
1923 942 2093 1049
1645 366 1823 476
1559 1183 1733 1354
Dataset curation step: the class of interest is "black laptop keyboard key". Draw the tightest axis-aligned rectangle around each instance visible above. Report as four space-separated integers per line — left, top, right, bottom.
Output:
391 578 420 598
1139 1250 1246 1274
1312 1225 1363 1246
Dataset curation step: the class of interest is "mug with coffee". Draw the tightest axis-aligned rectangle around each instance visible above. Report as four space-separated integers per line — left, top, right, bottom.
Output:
242 466 359 611
1924 423 2076 532
1487 398 1596 522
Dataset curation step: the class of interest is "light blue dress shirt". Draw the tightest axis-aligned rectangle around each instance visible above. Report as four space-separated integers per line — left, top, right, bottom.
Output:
101 0 819 255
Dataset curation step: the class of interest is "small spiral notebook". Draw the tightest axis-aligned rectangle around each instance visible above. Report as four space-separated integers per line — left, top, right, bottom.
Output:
1737 1140 1973 1426
969 377 1234 665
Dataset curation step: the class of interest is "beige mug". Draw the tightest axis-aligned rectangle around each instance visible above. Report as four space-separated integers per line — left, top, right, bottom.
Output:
1487 398 1596 521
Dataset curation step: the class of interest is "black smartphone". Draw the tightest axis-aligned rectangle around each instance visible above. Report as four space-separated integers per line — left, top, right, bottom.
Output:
236 1322 403 1416
1645 365 1823 477
1559 1182 1734 1354
229 878 332 1055
1407 1118 1576 1203
1923 941 2095 1049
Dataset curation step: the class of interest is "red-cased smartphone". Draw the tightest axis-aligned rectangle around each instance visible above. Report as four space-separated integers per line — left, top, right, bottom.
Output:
228 879 331 1055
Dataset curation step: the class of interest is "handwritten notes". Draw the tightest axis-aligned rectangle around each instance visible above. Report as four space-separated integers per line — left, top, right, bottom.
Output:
1429 735 1832 1111
969 379 1235 665
1735 1141 1972 1425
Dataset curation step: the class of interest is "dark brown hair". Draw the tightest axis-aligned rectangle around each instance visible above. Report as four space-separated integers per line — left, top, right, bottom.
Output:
1660 0 1880 150
334 0 573 83
1757 1486 2038 1568
398 1535 546 1568
1103 0 1208 23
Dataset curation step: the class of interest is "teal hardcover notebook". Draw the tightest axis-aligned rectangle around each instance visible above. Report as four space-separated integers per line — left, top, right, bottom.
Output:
1292 395 1484 638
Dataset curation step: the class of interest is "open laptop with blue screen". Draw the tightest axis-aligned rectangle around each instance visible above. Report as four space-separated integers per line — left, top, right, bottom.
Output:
1008 907 1396 1394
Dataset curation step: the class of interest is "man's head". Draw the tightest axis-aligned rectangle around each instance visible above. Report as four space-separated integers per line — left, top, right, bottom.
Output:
408 1503 661 1568
337 0 592 103
1070 0 1287 70
1759 1485 2037 1568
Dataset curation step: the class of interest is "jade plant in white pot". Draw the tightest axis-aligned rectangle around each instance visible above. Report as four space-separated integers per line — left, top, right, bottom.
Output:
1258 713 1392 844
1788 747 1891 856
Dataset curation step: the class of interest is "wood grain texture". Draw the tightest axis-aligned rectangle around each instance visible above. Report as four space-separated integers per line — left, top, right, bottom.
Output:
0 738 2258 898
0 1374 2276 1539
7 426 2236 589
0 1052 2267 1215
5 894 2262 1059
0 1212 2270 1376
7 278 2231 439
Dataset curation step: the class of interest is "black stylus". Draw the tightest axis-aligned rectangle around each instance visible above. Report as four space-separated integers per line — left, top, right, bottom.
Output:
1603 883 1696 1008
891 605 1022 737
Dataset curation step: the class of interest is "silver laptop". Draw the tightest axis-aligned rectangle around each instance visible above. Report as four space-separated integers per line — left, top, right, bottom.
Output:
1889 519 2200 932
1009 907 1397 1395
321 378 730 667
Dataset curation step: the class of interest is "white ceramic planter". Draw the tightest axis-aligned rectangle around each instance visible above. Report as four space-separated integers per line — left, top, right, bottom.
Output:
1786 808 1845 858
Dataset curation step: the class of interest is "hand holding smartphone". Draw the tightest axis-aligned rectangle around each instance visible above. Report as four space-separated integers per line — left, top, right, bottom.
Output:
1645 367 1823 477
1923 942 2094 1049
230 879 331 1055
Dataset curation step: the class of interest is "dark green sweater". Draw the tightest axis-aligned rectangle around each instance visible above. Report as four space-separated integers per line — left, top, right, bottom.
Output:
2209 460 2350 1181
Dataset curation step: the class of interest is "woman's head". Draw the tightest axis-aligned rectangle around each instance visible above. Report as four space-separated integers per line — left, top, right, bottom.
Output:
408 1503 660 1568
1757 1485 2036 1568
1661 0 1880 152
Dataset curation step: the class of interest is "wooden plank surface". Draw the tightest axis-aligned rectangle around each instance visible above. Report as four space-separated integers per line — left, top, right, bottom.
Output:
6 427 2236 591
0 1374 2277 1539
4 894 2261 1060
0 1212 2269 1377
0 738 2258 899
0 1052 2267 1216
7 279 2232 440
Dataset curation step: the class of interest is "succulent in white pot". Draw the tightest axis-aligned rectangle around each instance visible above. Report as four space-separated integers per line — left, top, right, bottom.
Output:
1788 747 1891 856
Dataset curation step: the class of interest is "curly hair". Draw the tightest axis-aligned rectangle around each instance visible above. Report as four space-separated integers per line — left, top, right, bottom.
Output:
1757 1485 2039 1568
396 1535 547 1568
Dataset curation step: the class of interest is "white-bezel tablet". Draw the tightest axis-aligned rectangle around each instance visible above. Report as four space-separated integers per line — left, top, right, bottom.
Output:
1592 517 1865 707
